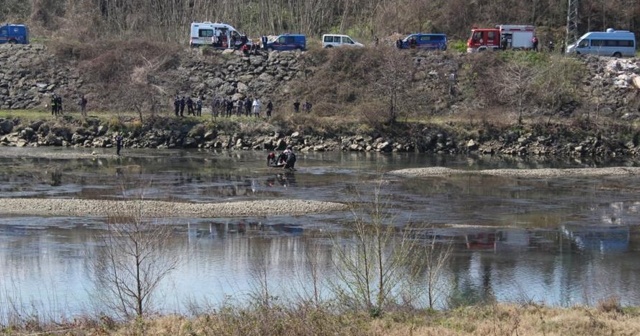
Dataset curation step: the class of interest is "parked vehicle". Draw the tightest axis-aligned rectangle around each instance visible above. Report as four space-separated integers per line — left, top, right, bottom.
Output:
261 34 306 51
189 22 247 49
566 28 636 57
467 25 535 52
396 33 447 50
0 24 29 45
322 34 364 48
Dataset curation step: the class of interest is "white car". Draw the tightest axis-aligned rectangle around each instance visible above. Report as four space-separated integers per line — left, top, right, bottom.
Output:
322 34 364 48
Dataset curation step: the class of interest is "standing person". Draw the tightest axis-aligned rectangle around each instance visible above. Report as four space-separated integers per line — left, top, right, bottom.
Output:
532 36 539 52
196 97 203 117
115 133 123 156
173 95 180 117
225 98 233 117
244 97 252 116
293 99 300 113
55 95 63 115
186 96 194 116
78 94 88 118
266 100 273 118
548 40 555 53
252 98 262 117
50 94 58 116
179 97 186 117
500 35 508 50
212 96 219 118
237 99 244 116
304 101 312 113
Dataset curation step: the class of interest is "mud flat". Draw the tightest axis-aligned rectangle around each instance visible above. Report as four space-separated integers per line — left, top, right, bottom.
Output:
388 166 640 178
0 198 348 218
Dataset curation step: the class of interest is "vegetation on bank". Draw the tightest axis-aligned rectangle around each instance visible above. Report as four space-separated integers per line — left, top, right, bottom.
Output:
3 302 640 335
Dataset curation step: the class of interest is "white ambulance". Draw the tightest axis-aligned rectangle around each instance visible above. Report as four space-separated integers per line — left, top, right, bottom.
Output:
189 22 247 49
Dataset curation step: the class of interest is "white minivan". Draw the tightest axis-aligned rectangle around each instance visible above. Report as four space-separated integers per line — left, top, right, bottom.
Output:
566 28 636 57
322 34 364 48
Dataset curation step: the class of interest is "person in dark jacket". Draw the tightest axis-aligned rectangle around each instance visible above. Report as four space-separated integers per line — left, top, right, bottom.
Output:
284 146 296 169
266 100 273 118
179 97 186 117
244 97 252 116
186 96 194 115
173 96 180 116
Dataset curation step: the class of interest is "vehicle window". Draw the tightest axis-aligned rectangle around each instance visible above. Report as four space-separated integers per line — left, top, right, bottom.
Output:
199 29 214 37
619 40 634 47
420 35 431 41
0 28 7 35
277 36 286 43
591 39 605 47
333 36 340 43
577 39 589 47
324 36 331 42
343 37 353 44
487 32 496 40
472 32 482 41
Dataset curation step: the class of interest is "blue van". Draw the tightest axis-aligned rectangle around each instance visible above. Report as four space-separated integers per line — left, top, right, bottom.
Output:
397 33 447 51
262 34 306 51
566 28 636 57
0 24 29 44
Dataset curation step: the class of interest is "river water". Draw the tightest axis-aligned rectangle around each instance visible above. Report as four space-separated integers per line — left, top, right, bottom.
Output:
0 147 639 320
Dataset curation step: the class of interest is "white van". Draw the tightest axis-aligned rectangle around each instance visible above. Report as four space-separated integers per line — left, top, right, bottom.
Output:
189 22 246 49
566 28 636 57
322 34 364 48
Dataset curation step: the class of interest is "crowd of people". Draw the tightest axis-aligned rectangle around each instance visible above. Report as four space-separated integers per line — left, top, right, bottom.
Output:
172 95 314 118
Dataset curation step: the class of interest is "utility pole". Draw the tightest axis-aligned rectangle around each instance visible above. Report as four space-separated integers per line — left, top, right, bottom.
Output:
565 0 579 49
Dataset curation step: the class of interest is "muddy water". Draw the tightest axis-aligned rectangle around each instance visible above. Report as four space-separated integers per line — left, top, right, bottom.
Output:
1 147 640 319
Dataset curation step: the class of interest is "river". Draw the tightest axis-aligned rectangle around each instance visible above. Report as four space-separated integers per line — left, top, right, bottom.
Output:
0 147 639 321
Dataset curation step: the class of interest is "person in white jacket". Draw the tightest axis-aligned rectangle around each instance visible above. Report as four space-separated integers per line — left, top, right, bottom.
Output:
252 98 262 117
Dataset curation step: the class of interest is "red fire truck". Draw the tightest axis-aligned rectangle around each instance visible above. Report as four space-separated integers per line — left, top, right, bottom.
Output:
466 25 535 52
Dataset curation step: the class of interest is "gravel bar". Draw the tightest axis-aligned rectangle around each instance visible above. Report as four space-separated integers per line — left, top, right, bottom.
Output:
0 198 348 217
388 166 640 178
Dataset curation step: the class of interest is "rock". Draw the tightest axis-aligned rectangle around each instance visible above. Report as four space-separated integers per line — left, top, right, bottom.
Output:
0 119 14 134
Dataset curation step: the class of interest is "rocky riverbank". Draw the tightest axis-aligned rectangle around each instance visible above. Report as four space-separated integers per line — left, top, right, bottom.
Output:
4 114 640 158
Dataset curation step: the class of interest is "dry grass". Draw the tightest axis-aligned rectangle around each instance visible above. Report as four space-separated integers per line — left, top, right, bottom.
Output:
6 304 639 336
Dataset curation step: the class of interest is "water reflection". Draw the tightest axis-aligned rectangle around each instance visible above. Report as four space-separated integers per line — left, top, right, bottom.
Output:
1 148 640 319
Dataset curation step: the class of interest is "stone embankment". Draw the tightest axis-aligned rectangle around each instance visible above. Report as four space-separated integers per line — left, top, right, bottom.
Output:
4 115 640 157
0 44 305 111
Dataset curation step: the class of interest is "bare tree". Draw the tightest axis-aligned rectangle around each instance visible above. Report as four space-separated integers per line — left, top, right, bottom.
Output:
496 60 537 124
88 196 180 319
329 183 451 314
367 47 414 125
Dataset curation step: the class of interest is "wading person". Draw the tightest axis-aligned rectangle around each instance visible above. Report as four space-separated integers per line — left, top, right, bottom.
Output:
115 133 123 156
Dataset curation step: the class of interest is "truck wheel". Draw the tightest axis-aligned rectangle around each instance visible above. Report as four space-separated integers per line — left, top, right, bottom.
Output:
8 40 16 44
267 47 274 52
324 45 333 48
613 52 622 58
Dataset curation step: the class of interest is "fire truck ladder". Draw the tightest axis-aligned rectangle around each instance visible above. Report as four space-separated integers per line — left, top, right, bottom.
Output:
565 0 579 48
